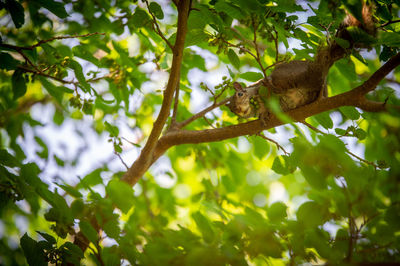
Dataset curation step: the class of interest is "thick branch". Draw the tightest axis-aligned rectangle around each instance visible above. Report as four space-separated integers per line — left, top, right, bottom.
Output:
123 51 400 187
122 0 190 186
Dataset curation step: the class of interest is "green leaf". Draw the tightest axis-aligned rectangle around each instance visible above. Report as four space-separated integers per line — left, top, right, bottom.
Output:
12 69 27 100
296 201 324 228
185 29 208 47
192 211 214 243
131 8 151 28
252 136 270 160
333 37 350 49
103 220 121 239
20 233 47 266
60 242 84 260
39 77 64 103
335 128 347 135
0 52 19 70
379 32 400 47
214 2 244 19
105 121 119 137
20 163 42 188
106 179 135 213
32 0 68 18
35 136 48 159
69 60 90 92
339 106 360 120
239 72 263 82
6 0 25 28
57 183 83 198
354 128 366 140
227 49 240 70
271 155 294 175
0 149 20 167
313 111 333 129
78 168 104 188
36 231 56 245
71 199 84 217
149 2 164 20
267 202 287 223
346 26 376 46
79 220 98 244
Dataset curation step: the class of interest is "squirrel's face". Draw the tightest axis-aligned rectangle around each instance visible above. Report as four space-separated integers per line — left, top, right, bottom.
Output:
234 90 252 117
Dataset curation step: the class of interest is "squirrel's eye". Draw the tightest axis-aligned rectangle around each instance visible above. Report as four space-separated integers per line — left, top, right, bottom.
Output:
238 92 243 97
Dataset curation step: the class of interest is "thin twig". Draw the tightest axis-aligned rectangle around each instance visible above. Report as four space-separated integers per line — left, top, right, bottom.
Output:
144 0 174 51
203 116 216 128
380 19 400 28
115 151 129 170
346 150 378 168
273 28 279 62
0 32 105 51
301 120 327 134
176 97 232 129
18 65 76 84
251 16 267 77
222 38 268 77
256 133 288 155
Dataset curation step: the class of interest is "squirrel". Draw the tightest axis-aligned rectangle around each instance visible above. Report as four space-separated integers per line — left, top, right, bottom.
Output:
228 3 376 121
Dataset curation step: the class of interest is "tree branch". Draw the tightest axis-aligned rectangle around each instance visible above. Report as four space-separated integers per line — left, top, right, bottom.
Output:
0 32 105 51
353 52 400 95
176 97 232 129
122 40 400 187
122 0 190 186
144 0 174 51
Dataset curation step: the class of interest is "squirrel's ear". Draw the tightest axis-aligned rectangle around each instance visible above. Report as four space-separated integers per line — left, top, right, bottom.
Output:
233 82 243 91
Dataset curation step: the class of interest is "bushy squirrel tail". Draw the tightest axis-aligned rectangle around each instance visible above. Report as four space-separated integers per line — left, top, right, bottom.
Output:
316 2 376 68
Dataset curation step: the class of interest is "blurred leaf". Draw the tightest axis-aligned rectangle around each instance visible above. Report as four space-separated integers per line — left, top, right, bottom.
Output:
20 233 47 266
131 8 151 28
239 72 263 82
6 0 25 28
339 106 360 120
57 183 82 198
0 149 20 167
39 77 64 103
267 202 287 223
214 2 244 19
354 128 366 140
379 32 400 47
297 201 324 228
313 111 333 129
106 179 135 213
69 60 90 91
11 69 27 100
192 211 214 243
0 53 19 70
227 49 240 70
79 220 98 244
78 168 104 188
252 135 270 160
32 0 68 18
272 155 295 175
149 2 164 20
36 231 56 245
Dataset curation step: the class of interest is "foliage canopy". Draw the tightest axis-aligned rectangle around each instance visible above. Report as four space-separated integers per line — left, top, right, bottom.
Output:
1 0 400 265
